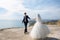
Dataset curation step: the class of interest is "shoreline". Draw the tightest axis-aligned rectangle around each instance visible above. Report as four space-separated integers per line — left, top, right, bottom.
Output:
0 25 57 30
0 27 25 31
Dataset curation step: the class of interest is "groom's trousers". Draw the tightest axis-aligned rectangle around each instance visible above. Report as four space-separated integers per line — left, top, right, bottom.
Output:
24 23 28 33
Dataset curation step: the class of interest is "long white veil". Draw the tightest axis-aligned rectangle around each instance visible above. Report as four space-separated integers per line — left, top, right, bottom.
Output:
36 14 42 22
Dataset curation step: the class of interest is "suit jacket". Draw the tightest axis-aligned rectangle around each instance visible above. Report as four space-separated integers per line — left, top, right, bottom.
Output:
22 15 30 23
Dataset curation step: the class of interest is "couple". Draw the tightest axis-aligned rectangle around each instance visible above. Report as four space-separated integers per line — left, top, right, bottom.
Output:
22 12 50 39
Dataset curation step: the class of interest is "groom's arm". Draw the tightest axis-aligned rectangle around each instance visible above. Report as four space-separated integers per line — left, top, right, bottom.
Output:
22 17 24 23
27 15 30 19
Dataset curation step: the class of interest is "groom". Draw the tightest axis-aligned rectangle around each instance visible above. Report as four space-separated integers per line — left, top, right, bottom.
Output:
22 12 30 33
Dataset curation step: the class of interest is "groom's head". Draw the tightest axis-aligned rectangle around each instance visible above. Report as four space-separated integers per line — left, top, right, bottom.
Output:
24 12 27 16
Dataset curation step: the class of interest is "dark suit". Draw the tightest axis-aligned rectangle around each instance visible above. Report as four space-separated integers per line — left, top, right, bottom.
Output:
22 15 30 33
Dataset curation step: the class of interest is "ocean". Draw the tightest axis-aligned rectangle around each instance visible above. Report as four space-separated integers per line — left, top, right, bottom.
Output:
0 19 58 29
0 20 24 29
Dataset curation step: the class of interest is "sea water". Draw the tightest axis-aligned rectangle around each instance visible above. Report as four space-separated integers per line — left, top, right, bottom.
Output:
0 20 24 29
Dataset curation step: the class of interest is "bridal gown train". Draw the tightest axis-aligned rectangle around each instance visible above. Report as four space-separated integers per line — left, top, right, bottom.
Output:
30 14 50 39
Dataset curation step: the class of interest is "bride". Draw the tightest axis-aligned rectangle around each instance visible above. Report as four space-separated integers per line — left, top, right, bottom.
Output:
30 14 50 39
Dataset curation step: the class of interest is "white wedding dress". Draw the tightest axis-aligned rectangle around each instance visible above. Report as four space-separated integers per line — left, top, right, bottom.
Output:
30 14 50 39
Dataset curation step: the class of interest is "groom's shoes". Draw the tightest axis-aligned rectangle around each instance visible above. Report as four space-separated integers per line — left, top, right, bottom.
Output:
24 31 29 34
24 29 27 33
24 31 27 34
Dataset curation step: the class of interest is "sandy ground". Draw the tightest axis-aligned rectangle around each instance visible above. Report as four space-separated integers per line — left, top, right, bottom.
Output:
0 25 60 40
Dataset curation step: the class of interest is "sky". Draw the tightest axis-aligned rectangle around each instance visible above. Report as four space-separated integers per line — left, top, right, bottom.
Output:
0 0 60 20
